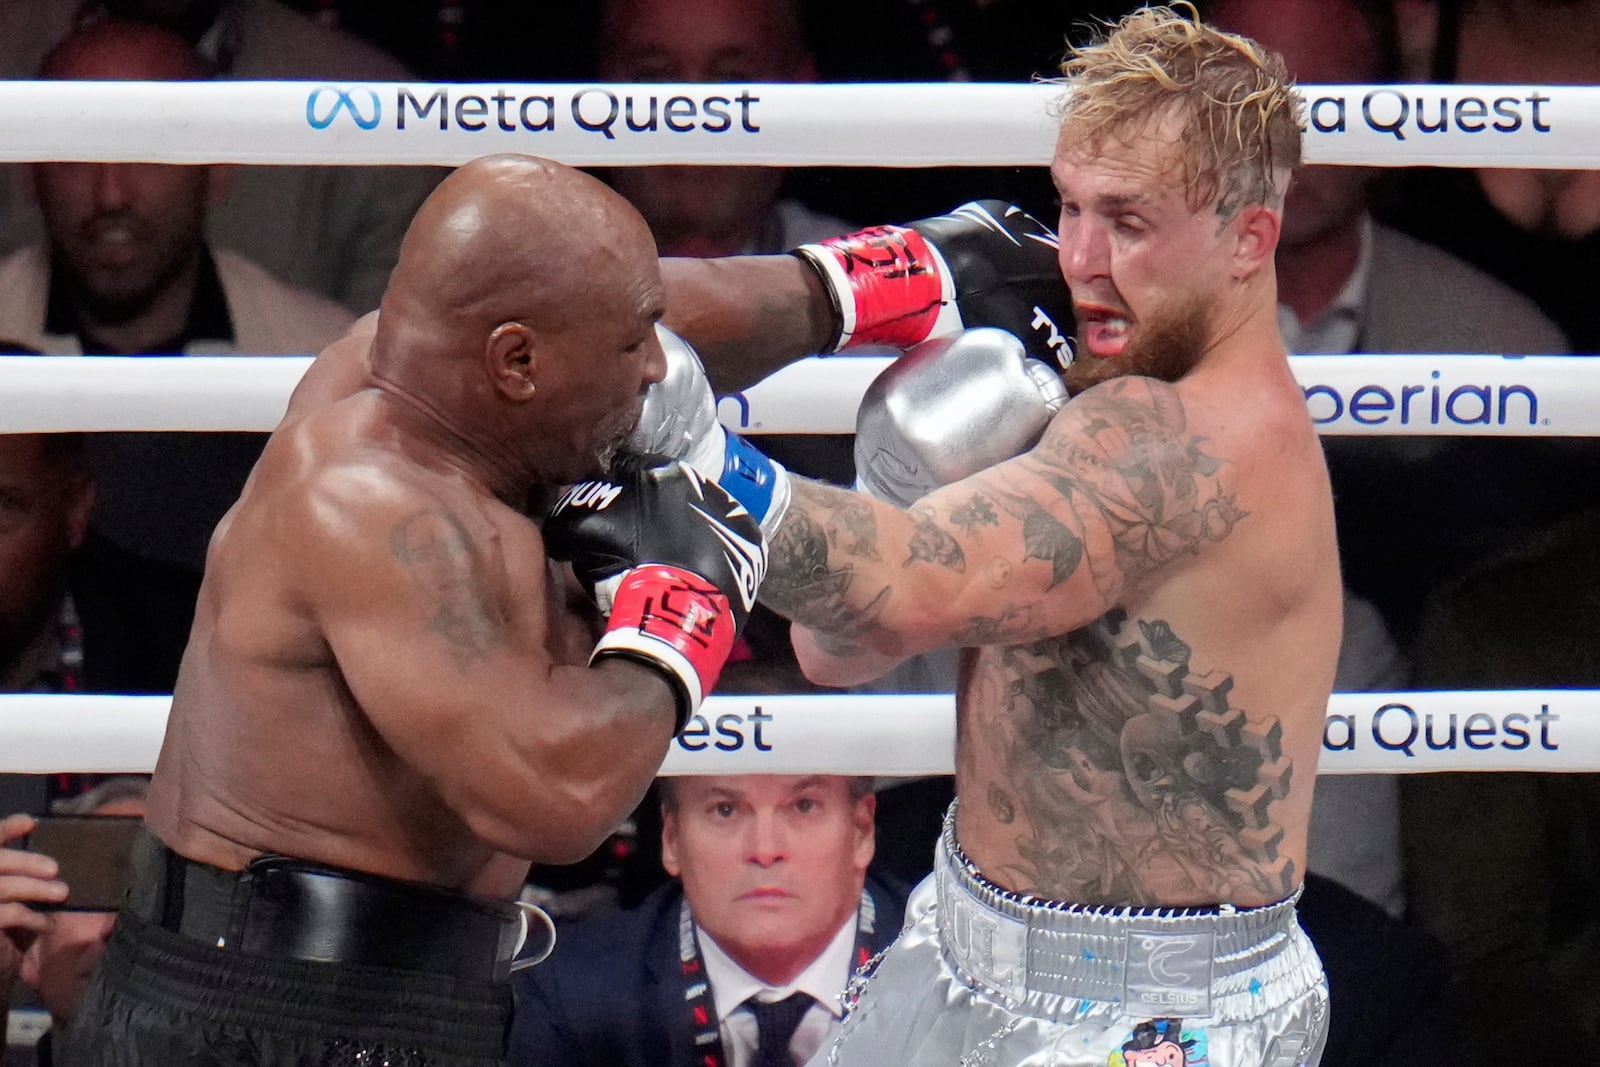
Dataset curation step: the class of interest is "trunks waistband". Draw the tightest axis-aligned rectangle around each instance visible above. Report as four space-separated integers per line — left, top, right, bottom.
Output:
125 828 528 983
934 811 1311 1018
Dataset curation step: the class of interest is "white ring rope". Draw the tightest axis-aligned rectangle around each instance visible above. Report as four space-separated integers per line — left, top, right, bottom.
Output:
2 353 1596 436
0 82 1595 168
0 691 1591 776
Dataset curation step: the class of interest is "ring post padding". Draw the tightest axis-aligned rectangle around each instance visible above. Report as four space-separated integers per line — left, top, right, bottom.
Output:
0 82 1597 168
1 690 1594 776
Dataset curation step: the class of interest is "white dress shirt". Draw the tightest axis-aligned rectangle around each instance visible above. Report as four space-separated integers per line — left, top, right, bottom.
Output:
1276 215 1373 356
696 915 857 1067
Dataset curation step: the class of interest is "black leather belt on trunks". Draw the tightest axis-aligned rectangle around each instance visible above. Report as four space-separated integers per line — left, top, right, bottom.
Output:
124 829 526 983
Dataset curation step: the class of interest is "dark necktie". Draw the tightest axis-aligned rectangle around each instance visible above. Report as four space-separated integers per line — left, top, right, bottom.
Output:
747 992 814 1067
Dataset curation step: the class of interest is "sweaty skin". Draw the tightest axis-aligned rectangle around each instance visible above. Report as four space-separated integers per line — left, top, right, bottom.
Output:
764 122 1341 909
145 155 682 898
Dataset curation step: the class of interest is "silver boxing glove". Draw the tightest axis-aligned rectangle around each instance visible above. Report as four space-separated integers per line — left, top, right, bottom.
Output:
628 324 722 471
854 327 1068 507
627 325 790 537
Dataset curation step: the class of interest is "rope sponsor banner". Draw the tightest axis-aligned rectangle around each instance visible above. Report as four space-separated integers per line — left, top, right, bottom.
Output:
3 690 1595 775
0 80 1061 167
1282 354 1597 437
5 354 1600 436
0 81 1597 168
722 354 1600 436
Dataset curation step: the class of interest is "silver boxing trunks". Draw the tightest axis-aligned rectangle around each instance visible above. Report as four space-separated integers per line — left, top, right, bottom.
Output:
817 812 1328 1067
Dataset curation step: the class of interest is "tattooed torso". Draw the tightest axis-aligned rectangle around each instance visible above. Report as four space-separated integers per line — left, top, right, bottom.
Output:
766 374 1343 907
957 608 1313 906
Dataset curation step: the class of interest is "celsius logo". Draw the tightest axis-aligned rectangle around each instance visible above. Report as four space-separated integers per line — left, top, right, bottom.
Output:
306 86 382 130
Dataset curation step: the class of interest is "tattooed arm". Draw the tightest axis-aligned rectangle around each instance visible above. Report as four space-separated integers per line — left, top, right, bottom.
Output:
304 462 680 863
764 377 1248 668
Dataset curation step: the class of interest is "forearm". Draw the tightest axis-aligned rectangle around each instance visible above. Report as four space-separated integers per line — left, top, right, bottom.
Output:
661 255 834 393
791 622 913 686
458 661 678 864
761 479 967 657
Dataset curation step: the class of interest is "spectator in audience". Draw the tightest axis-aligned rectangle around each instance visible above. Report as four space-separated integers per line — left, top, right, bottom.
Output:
0 19 355 572
1381 13 1600 1045
0 0 443 314
0 777 149 1065
1202 0 1569 649
1383 0 1600 355
595 0 852 259
0 425 196 819
510 773 904 1067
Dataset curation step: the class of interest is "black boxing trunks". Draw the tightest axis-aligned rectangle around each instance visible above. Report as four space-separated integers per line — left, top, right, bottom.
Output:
59 830 524 1066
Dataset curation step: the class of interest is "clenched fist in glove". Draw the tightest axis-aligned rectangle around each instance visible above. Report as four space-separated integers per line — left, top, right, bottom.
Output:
627 325 791 539
794 200 1076 369
854 328 1068 506
544 458 766 731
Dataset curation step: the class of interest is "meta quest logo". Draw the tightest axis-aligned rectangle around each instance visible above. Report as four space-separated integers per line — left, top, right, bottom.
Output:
304 84 766 138
306 86 382 131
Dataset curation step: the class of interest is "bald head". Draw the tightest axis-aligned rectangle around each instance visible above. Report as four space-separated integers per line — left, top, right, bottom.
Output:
384 155 658 342
40 18 213 80
373 155 668 485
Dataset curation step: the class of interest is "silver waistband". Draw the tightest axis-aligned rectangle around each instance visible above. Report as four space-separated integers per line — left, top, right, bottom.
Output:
934 813 1308 1019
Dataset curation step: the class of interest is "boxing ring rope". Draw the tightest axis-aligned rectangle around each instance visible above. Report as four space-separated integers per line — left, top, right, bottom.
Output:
0 692 1593 776
0 353 1596 435
4 78 1599 776
0 82 1595 168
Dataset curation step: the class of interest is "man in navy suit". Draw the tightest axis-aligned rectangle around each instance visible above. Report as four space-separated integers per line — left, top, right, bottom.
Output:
511 773 906 1067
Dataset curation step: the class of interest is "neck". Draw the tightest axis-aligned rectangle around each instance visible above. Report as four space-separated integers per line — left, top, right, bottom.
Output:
372 378 531 505
1275 218 1363 327
71 251 201 354
714 901 856 988
1203 272 1289 370
724 942 825 989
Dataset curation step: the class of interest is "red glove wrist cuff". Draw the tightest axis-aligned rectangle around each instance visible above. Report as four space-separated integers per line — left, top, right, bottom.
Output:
592 564 738 731
799 226 952 350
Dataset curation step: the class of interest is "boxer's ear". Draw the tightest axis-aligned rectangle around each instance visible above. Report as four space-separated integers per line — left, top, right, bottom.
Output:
486 320 538 401
1227 203 1280 281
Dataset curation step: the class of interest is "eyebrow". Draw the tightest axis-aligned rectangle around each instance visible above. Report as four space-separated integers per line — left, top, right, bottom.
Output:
1090 193 1150 213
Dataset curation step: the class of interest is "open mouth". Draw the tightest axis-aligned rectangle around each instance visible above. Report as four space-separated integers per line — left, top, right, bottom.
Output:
1076 301 1131 359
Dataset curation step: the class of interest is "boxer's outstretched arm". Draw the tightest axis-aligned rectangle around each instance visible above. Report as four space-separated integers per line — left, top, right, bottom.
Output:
661 256 834 393
763 377 1247 667
281 257 830 417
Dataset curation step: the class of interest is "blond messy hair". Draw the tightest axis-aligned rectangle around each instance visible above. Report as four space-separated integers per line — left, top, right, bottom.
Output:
1057 2 1302 215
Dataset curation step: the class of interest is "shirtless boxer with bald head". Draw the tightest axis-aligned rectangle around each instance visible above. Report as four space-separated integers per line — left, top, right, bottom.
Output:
62 155 765 1067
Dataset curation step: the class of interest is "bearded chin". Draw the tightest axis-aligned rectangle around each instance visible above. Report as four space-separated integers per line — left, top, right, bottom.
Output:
1067 295 1211 392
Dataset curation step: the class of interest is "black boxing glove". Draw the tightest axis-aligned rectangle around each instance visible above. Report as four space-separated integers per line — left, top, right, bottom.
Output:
544 459 767 730
794 200 1076 370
